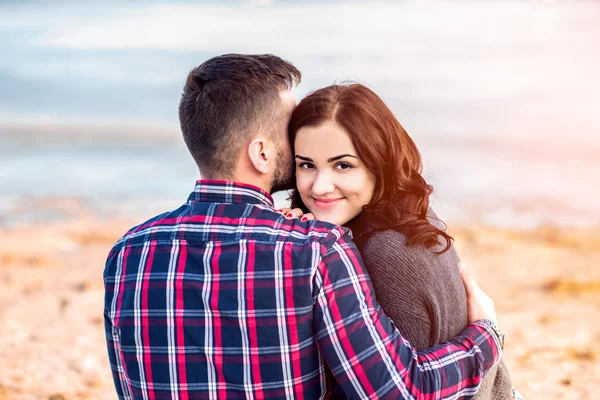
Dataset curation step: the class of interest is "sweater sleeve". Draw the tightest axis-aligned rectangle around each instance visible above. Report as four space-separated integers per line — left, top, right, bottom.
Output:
360 230 446 350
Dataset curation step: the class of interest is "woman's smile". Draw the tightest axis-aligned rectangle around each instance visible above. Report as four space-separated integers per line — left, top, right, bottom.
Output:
312 197 345 210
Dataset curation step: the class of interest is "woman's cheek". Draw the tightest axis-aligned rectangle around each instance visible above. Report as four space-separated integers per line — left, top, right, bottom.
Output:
295 174 311 199
342 176 372 208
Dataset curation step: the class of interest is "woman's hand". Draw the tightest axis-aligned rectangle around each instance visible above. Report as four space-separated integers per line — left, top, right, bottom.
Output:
275 207 315 222
458 261 498 326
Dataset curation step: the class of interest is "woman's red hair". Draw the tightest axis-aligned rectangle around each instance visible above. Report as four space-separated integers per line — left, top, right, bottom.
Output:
289 83 452 253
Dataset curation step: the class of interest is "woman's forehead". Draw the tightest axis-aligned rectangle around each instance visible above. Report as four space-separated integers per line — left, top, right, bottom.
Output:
295 121 356 154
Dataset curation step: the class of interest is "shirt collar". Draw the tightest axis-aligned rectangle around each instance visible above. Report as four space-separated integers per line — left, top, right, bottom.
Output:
187 180 275 208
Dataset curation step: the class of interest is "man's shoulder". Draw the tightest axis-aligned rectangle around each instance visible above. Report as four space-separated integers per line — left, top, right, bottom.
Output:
108 203 350 252
107 206 188 253
127 209 177 234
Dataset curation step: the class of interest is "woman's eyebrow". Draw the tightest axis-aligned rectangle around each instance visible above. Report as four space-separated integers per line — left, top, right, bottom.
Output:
327 154 358 162
295 154 358 162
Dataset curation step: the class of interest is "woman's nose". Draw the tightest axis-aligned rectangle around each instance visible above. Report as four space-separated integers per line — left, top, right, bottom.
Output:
311 171 335 195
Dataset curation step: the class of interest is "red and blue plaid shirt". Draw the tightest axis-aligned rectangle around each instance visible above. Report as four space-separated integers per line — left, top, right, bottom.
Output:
104 180 503 400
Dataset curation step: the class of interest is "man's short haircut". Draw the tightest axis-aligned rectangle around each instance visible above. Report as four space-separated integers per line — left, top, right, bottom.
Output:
178 54 301 179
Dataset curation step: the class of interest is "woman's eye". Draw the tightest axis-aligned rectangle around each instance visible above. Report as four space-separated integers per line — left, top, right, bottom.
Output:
298 162 314 169
335 162 353 170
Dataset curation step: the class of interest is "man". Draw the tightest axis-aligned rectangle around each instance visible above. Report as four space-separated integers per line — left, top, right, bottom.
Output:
104 54 504 399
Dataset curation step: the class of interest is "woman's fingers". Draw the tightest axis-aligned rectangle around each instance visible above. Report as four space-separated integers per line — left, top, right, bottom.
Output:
458 261 498 326
459 262 478 291
275 207 292 216
275 207 306 219
286 208 305 219
300 213 315 222
275 208 314 221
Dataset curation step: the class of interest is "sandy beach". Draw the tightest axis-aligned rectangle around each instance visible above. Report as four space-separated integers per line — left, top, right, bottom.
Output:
0 212 598 400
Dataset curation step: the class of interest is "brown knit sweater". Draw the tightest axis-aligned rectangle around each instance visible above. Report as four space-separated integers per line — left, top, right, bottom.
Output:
345 216 514 399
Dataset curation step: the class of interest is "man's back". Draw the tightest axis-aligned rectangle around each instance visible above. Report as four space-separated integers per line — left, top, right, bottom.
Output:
104 180 502 400
104 180 337 399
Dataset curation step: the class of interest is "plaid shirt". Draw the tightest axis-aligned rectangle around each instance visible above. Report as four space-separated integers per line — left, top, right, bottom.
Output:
104 180 503 400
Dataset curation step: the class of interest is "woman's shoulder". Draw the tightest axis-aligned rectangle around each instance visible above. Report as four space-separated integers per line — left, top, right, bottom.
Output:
362 228 448 261
361 228 460 280
363 229 409 250
362 230 429 273
363 207 452 251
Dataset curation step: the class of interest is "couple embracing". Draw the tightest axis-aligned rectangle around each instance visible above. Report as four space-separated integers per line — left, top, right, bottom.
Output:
104 54 522 399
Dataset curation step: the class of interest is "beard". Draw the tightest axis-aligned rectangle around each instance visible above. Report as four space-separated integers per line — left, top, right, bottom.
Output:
270 148 294 193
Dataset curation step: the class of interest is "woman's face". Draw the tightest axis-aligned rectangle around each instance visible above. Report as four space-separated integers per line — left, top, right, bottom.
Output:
294 120 376 226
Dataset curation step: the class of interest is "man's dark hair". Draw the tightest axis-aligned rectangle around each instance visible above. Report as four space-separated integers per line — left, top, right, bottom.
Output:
179 54 301 179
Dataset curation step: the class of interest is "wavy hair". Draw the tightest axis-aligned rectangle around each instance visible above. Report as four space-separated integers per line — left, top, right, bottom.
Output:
288 83 452 253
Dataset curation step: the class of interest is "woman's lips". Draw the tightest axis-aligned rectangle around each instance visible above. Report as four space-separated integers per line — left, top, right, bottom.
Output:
312 197 344 210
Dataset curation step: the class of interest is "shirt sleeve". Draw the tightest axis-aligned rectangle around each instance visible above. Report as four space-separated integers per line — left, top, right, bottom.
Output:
312 226 502 400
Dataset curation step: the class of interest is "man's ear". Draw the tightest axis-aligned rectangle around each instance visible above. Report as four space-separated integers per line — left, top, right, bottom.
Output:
247 137 273 175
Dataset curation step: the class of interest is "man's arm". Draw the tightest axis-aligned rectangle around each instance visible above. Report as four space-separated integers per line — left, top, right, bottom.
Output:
313 226 502 400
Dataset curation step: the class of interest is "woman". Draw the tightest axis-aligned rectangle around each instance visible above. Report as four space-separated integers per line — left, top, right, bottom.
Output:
287 83 520 399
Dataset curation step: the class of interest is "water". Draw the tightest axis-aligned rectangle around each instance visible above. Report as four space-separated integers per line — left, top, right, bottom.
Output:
1 0 599 228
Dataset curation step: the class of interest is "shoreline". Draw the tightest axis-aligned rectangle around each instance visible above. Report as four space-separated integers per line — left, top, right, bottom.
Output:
0 120 179 141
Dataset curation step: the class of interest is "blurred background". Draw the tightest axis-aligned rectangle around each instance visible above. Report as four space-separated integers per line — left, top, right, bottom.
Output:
0 1 599 399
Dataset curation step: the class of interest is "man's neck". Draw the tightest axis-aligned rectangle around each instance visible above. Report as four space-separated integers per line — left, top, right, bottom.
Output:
202 174 271 195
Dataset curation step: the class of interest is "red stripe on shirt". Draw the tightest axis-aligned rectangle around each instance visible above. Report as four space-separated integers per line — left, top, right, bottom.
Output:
246 241 265 399
115 246 134 397
210 243 227 398
176 242 189 400
114 245 131 327
284 242 303 400
142 242 156 400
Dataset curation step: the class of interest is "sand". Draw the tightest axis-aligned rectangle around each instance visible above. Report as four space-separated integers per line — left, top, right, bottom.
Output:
0 216 598 400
